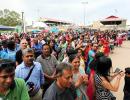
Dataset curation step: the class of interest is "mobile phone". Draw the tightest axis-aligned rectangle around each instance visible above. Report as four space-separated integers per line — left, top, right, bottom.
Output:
114 68 121 73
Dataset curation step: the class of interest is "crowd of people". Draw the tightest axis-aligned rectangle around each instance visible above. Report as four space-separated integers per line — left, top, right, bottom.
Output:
0 29 129 100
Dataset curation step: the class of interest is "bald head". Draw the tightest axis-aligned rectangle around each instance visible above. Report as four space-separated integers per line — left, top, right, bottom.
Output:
20 39 28 50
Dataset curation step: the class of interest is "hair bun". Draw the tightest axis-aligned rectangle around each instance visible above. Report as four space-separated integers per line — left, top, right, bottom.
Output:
66 48 77 57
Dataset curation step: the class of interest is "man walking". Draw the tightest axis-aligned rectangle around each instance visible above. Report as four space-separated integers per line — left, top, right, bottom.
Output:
15 48 44 100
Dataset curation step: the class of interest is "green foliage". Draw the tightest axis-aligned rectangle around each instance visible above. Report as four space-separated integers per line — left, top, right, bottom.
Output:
0 9 22 26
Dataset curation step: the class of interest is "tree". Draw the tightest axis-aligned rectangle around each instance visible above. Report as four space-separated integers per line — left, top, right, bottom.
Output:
0 9 22 26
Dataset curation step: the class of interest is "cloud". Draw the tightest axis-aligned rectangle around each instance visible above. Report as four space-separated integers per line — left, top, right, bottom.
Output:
0 0 130 25
1 0 26 12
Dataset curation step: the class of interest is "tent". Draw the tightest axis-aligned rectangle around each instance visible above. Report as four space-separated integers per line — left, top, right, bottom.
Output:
32 22 48 28
0 25 15 31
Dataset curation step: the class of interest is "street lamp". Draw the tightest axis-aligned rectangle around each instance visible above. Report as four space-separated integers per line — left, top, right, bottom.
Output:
81 2 88 26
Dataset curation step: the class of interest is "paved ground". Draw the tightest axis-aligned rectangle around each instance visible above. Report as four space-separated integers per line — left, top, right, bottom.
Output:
109 40 130 100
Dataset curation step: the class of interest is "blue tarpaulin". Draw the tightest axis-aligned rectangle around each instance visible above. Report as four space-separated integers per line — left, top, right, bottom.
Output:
0 25 15 31
32 30 41 33
50 26 59 33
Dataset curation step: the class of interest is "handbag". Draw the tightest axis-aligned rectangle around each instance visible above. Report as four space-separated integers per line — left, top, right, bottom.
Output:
24 64 35 97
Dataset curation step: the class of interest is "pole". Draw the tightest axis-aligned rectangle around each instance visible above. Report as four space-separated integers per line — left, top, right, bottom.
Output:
82 2 88 26
114 9 118 30
21 12 24 33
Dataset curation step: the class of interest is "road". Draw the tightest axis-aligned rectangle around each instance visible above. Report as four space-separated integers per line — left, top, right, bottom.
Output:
109 40 130 100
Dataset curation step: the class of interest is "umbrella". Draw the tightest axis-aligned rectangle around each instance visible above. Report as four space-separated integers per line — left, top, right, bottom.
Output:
41 29 49 33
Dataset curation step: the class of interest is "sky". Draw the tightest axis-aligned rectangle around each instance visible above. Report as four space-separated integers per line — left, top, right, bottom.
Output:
0 0 130 25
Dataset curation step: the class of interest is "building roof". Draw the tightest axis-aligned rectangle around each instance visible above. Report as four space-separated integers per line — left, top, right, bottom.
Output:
39 17 72 25
106 15 119 19
100 15 126 22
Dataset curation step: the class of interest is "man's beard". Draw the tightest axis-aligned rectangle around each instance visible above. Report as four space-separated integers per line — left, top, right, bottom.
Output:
0 84 11 90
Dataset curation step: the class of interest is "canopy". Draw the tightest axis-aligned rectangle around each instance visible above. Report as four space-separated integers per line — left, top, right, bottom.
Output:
32 22 48 28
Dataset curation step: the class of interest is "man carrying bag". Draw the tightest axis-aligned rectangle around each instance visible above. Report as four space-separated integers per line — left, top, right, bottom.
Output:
15 48 44 100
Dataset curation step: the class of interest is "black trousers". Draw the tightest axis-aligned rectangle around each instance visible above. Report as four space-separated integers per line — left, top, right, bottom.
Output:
42 81 53 98
124 91 130 100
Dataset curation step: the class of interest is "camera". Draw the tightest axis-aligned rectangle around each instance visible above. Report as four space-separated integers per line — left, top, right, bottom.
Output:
125 67 130 74
26 82 35 96
27 82 34 89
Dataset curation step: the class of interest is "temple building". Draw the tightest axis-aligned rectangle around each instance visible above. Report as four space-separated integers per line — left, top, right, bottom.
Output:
92 15 127 30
